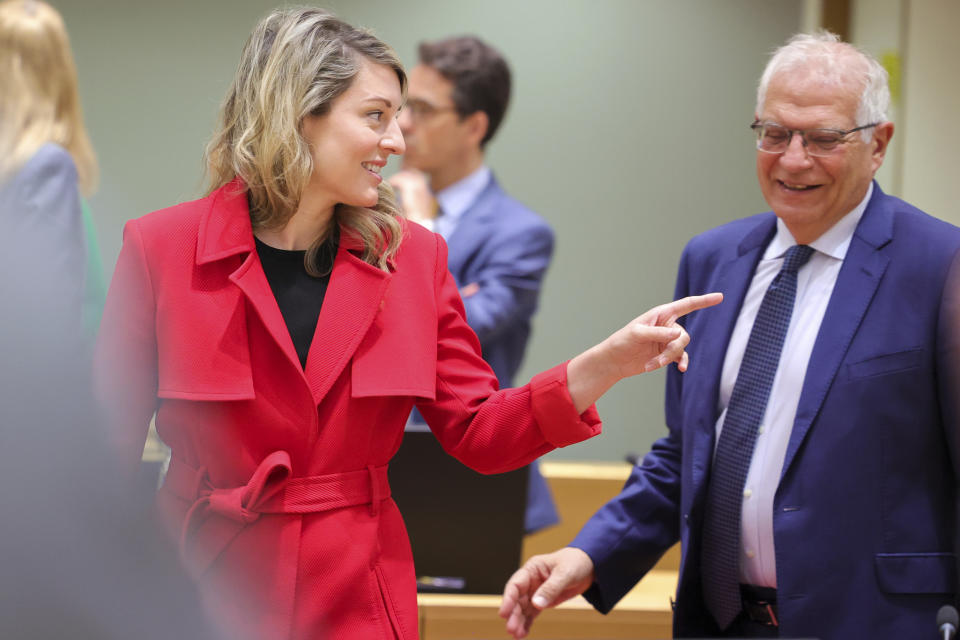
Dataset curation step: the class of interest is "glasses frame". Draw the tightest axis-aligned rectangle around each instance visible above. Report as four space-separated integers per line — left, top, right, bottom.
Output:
750 120 879 157
403 98 461 123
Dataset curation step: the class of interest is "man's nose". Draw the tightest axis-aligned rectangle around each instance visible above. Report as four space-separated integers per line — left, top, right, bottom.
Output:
398 108 413 134
779 132 813 169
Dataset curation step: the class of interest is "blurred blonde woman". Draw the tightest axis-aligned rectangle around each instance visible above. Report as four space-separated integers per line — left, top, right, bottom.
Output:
95 7 719 639
0 0 105 334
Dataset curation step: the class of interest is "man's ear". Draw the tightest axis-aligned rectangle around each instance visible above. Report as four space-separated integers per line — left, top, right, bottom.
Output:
870 121 894 172
463 110 489 147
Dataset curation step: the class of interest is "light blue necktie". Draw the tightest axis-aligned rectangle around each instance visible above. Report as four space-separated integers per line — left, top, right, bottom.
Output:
700 244 815 630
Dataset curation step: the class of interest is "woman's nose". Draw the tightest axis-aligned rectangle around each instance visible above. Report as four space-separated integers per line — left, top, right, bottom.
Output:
382 117 405 155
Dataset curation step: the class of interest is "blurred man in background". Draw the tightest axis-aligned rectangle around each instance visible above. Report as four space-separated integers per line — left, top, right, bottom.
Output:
392 35 559 533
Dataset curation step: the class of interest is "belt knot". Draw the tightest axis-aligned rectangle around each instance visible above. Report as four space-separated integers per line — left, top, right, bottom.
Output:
180 451 293 561
162 452 391 577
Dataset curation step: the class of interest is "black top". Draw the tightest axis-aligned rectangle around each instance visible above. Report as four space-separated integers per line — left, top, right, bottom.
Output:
255 236 336 369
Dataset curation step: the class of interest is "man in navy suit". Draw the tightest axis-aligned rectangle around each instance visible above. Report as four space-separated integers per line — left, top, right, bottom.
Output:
390 36 559 533
500 32 960 639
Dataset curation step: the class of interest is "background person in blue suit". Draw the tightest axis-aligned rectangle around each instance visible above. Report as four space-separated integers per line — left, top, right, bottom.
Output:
391 36 559 533
500 32 960 639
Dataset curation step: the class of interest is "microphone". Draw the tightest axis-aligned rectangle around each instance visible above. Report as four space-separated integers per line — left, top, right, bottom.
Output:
938 605 958 640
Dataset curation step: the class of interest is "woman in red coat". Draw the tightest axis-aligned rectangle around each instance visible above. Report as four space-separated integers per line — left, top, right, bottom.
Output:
95 8 719 640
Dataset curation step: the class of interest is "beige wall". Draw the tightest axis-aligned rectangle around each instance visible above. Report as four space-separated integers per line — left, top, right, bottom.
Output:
900 0 960 225
850 0 959 224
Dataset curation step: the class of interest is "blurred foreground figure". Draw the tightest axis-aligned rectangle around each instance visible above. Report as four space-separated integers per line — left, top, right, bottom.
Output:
0 0 106 338
0 1 216 637
94 6 718 639
502 31 960 640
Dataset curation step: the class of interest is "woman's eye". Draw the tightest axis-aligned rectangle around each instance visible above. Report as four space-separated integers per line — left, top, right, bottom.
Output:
368 110 384 121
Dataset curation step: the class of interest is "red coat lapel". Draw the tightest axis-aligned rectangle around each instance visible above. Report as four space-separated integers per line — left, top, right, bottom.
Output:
196 179 301 374
303 231 391 405
196 180 393 405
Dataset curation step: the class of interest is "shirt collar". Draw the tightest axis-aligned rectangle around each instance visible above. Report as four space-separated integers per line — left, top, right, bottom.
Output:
764 181 873 262
435 165 491 226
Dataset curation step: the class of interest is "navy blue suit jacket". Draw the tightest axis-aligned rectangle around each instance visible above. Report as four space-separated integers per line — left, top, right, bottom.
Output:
572 184 960 639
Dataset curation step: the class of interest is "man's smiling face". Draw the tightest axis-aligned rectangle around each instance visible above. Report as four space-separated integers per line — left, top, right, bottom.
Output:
756 66 890 243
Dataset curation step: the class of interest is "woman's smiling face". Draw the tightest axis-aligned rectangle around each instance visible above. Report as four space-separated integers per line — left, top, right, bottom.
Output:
301 57 405 210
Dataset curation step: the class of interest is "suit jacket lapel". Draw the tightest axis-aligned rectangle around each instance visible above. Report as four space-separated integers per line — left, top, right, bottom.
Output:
302 232 390 405
780 185 893 479
689 217 776 499
444 175 500 277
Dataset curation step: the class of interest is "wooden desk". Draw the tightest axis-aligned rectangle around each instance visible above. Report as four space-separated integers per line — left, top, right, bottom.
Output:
419 460 680 639
523 461 680 573
418 570 676 639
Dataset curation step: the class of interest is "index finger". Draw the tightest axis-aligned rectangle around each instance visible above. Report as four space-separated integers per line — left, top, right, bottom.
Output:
662 292 723 321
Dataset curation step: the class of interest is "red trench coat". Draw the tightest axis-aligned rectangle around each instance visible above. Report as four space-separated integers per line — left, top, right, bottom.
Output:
95 180 602 640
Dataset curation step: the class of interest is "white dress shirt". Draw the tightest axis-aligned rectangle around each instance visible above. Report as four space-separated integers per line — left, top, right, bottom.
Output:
714 183 873 588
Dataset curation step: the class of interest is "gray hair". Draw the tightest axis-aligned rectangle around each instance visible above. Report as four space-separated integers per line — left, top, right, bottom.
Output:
756 31 890 141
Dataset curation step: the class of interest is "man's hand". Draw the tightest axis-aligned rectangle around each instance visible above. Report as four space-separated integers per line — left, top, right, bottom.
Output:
499 547 596 639
388 169 437 224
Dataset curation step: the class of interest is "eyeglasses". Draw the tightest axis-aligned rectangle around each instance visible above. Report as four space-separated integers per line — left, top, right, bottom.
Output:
750 120 879 157
403 99 460 123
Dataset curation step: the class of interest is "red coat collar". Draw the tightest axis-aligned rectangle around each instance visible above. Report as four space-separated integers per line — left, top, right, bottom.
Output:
196 178 373 266
193 177 394 405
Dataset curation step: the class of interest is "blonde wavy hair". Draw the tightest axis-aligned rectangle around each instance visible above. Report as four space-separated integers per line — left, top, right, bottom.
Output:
205 7 407 275
0 0 98 195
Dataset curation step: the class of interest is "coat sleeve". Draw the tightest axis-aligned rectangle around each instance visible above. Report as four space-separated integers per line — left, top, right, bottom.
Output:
94 219 159 472
569 243 694 613
416 234 600 474
460 220 553 344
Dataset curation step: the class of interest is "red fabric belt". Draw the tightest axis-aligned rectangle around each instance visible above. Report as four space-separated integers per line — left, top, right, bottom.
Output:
161 451 390 575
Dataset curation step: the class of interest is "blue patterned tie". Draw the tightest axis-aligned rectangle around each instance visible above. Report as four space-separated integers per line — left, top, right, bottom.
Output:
700 244 814 630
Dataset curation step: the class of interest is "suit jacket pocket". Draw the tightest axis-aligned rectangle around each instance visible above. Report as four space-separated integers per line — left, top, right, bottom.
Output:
847 348 922 381
875 552 956 594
